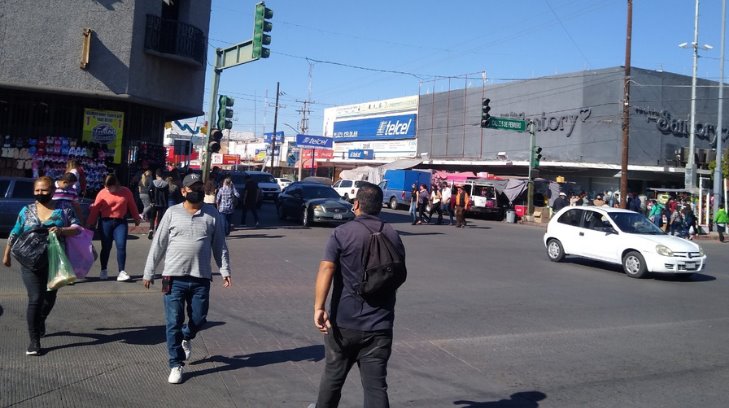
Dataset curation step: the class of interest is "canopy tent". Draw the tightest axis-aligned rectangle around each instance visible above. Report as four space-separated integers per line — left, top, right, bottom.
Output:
338 166 378 182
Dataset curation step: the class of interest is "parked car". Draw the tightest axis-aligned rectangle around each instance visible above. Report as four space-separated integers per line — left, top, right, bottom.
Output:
301 176 333 186
276 181 355 227
275 177 293 190
332 179 367 202
0 176 91 235
543 206 706 279
226 171 281 202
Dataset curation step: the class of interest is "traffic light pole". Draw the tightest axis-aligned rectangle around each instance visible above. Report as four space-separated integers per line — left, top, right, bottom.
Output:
527 120 536 219
203 49 223 183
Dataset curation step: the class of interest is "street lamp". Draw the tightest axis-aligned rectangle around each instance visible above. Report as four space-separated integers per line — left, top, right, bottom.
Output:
679 0 713 191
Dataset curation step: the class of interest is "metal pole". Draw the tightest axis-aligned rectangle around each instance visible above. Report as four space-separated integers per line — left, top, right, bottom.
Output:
714 0 726 216
203 49 222 183
270 81 280 173
620 0 633 209
527 120 536 217
687 0 701 191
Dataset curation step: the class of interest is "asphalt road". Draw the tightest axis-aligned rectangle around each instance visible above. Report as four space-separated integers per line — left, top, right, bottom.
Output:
2 203 729 407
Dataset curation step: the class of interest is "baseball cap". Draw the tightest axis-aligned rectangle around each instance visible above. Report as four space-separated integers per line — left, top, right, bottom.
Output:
559 192 566 196
595 194 604 200
182 173 202 187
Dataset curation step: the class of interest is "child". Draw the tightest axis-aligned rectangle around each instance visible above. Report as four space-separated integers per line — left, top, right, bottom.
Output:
53 172 85 224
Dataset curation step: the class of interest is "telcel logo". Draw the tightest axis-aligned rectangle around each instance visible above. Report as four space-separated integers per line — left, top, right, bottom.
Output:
376 119 412 136
303 137 328 146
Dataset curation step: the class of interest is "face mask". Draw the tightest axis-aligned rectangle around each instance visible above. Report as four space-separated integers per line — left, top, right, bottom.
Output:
185 190 204 204
35 193 53 204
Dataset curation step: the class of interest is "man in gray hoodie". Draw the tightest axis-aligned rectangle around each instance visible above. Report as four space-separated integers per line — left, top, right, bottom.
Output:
148 168 169 239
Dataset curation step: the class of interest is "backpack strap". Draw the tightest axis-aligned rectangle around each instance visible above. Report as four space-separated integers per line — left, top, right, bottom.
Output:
353 218 384 234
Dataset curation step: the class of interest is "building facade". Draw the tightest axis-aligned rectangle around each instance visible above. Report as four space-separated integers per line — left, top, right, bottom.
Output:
0 0 210 188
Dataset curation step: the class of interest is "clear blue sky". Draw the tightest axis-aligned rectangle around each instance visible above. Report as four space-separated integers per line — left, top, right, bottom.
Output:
204 0 728 136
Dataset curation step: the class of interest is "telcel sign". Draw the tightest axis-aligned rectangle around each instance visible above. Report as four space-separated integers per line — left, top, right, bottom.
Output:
333 114 416 142
296 134 333 149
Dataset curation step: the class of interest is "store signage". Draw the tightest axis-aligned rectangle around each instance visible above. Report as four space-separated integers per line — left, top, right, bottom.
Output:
332 113 417 142
296 134 333 149
82 108 124 164
222 154 240 165
497 109 590 138
348 149 374 159
634 105 729 146
211 153 223 165
302 149 334 159
263 131 284 144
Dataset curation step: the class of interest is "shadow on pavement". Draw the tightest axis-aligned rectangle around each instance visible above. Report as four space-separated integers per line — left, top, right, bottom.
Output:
454 391 546 407
0 304 3 317
397 231 445 236
226 233 284 240
188 344 324 378
568 258 716 282
43 321 226 352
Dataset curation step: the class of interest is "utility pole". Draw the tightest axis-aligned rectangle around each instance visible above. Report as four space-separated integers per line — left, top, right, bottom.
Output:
714 0 726 216
620 0 633 208
203 50 223 183
296 99 311 181
527 120 536 218
270 81 280 173
687 0 701 191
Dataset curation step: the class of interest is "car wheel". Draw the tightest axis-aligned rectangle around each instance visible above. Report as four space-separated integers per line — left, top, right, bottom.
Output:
546 239 565 262
389 197 398 210
623 251 648 278
302 207 311 227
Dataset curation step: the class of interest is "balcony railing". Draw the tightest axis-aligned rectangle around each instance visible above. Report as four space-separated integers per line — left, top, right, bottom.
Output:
144 15 205 66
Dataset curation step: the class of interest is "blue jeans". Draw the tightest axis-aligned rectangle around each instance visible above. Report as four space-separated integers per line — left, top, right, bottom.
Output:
222 212 234 235
409 202 417 224
164 276 210 368
99 218 128 271
21 265 57 342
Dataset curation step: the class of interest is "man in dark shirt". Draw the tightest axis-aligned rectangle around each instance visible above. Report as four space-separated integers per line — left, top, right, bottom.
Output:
552 192 569 213
313 182 406 408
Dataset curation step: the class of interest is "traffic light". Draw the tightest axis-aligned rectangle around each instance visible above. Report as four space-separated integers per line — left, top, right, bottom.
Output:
532 146 543 168
252 2 273 59
217 95 234 130
209 129 223 154
480 98 491 128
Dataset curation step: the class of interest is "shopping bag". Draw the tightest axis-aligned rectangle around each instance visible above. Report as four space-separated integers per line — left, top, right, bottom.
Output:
11 227 49 270
47 233 76 290
65 227 95 278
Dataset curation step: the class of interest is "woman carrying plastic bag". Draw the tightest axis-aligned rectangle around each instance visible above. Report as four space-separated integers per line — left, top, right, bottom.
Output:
47 233 77 290
2 176 81 356
65 227 96 279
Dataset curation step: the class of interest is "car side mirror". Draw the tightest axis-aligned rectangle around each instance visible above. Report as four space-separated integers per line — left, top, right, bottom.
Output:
604 227 618 235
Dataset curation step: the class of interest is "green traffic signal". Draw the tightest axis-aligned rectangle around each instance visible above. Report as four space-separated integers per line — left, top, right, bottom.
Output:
217 95 234 130
480 98 491 128
532 146 543 168
253 2 273 59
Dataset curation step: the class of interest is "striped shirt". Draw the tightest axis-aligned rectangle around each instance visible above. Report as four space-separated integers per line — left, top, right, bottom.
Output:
143 203 231 281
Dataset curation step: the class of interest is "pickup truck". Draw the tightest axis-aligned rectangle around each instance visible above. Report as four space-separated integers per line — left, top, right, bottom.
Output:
380 169 431 210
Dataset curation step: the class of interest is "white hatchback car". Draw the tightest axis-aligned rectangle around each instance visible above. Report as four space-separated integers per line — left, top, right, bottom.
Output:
543 206 706 278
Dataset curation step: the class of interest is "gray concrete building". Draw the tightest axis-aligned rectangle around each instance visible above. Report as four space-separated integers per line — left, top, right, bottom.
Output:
0 0 210 183
417 67 728 194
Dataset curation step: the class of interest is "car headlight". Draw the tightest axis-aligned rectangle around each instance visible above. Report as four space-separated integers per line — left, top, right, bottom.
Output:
313 205 324 212
699 246 705 256
655 244 673 257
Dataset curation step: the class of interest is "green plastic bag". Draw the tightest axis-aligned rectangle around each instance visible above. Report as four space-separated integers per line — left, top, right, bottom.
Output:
47 233 76 291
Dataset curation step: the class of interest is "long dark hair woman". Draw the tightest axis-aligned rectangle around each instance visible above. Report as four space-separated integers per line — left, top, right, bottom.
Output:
2 176 81 356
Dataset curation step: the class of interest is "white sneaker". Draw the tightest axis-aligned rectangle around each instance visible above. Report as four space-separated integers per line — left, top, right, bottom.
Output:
168 366 183 384
116 271 131 281
181 339 191 360
99 269 108 280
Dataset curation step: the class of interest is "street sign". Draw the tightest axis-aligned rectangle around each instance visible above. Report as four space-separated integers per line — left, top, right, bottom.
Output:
487 117 527 132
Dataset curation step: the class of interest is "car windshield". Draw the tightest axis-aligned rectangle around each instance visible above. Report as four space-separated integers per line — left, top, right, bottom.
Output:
608 212 665 235
250 174 276 183
302 185 342 200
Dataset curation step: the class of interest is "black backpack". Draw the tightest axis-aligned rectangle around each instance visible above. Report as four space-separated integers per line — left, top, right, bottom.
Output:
354 220 407 300
149 183 169 207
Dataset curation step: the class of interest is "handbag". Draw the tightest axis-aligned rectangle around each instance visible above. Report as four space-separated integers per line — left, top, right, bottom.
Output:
11 227 49 270
47 233 76 290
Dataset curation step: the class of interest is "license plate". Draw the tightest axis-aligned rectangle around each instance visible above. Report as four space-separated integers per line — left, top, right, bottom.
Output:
333 214 343 220
685 262 696 270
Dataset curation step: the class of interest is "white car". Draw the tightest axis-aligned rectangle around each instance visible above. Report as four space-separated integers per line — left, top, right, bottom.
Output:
332 179 366 202
543 206 706 278
276 178 293 190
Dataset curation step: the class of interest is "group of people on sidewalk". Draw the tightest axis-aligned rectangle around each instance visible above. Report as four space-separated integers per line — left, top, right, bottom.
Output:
409 182 471 228
4 172 403 406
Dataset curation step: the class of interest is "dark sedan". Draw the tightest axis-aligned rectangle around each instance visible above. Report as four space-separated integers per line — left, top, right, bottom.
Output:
277 182 355 226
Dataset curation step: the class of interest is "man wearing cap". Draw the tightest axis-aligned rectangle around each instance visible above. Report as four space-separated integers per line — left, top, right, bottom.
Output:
142 173 232 384
552 192 569 213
